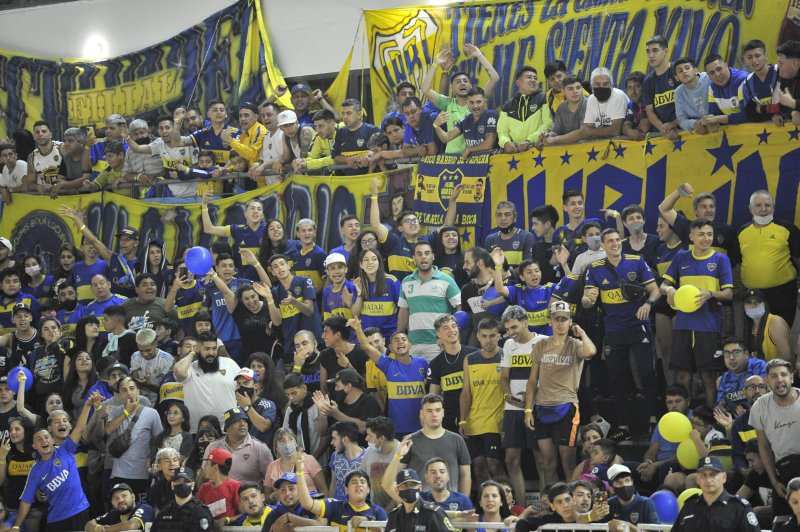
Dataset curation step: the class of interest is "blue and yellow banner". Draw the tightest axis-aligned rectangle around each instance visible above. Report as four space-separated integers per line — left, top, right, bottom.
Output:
0 0 288 137
365 0 788 122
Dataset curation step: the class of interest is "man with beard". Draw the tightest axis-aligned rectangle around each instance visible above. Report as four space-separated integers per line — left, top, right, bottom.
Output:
203 407 273 485
22 121 63 192
122 274 176 332
122 119 164 187
85 482 154 532
54 281 86 331
582 67 628 139
483 201 537 268
498 66 551 152
228 483 271 527
397 242 461 361
0 268 38 330
750 358 800 519
385 469 456 532
174 332 239 433
715 375 768 473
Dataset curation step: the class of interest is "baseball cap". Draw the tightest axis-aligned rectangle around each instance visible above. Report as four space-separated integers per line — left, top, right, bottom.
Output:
103 362 130 378
273 472 298 489
607 464 632 482
106 114 127 126
116 226 139 240
549 300 571 318
223 407 249 431
742 288 764 304
396 469 421 485
277 110 298 127
236 368 255 381
324 253 347 268
291 83 312 95
0 238 12 252
12 302 31 316
110 482 134 496
207 447 233 466
697 456 724 473
239 101 259 114
173 466 194 481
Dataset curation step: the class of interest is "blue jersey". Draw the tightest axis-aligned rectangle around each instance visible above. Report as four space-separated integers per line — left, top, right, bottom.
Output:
0 292 39 332
383 233 435 281
716 357 767 405
402 112 438 147
192 126 231 164
24 275 54 301
56 304 87 334
329 245 352 263
318 498 387 532
172 282 205 335
272 276 321 355
707 67 748 124
359 277 400 338
287 246 326 292
741 65 780 122
73 260 108 304
663 249 734 333
608 494 659 526
585 255 656 333
21 438 89 522
107 253 138 297
231 221 266 281
654 241 685 280
420 490 474 511
322 281 357 321
505 283 554 335
205 277 250 343
377 355 428 434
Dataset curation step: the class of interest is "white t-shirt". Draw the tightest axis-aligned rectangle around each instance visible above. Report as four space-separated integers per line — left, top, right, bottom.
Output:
0 160 27 188
583 88 629 129
500 335 545 411
181 356 240 432
573 249 607 276
749 390 800 462
131 349 175 403
148 136 199 197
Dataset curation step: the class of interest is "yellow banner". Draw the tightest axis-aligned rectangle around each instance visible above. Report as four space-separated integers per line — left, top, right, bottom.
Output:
365 0 788 123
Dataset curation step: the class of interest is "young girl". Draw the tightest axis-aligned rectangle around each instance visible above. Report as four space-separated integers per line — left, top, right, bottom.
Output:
476 480 512 532
63 351 97 420
142 240 173 298
22 256 53 305
258 219 299 268
353 249 400 339
152 401 193 460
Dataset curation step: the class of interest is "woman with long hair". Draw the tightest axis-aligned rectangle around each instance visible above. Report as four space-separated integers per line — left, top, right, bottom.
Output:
72 316 106 362
244 352 287 444
142 240 173 298
477 480 512 532
52 243 80 289
21 255 54 304
775 477 800 531
258 219 299 267
743 289 792 361
0 417 39 532
346 229 385 278
432 226 465 283
184 426 220 473
151 401 193 460
229 285 280 360
63 350 98 420
353 249 400 339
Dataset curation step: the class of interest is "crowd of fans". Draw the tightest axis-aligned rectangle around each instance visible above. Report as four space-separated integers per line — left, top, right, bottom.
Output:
0 28 799 532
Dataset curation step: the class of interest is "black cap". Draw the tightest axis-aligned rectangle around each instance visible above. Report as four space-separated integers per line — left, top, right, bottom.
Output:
116 226 139 240
239 101 259 114
12 303 31 316
223 407 249 431
742 288 764 303
103 362 130 378
110 482 134 496
697 456 724 473
396 469 421 485
173 466 194 481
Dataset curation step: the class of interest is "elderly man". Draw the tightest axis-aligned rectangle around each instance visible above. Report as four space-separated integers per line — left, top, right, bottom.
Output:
90 113 128 171
582 67 629 138
738 190 800 325
203 407 273 485
121 119 163 190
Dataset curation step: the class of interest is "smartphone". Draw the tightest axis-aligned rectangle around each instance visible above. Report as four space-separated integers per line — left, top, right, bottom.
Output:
178 266 188 277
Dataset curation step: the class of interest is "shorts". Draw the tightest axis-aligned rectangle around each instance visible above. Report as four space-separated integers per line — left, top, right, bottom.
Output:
670 330 723 372
466 433 502 460
534 403 580 447
502 410 537 449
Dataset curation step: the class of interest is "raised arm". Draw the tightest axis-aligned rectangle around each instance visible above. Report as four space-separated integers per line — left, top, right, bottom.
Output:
200 191 232 237
209 270 237 313
349 317 382 364
422 50 454 103
173 350 196 382
571 324 597 359
381 438 413 506
14 371 38 425
71 392 101 444
658 183 693 226
369 176 389 243
296 452 324 515
465 43 500 96
490 248 510 298
59 205 113 261
442 183 463 228
125 137 152 154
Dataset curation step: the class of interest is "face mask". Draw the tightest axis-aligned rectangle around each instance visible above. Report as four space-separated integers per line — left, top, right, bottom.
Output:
60 299 77 311
399 488 419 503
238 387 254 398
586 235 602 250
615 485 635 501
593 87 612 102
277 441 297 457
24 265 41 277
753 214 773 225
173 483 192 498
627 222 644 233
745 303 766 320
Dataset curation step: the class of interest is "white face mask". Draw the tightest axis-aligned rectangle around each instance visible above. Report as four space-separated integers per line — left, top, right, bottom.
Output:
753 214 773 225
24 265 41 277
586 235 602 251
745 303 766 320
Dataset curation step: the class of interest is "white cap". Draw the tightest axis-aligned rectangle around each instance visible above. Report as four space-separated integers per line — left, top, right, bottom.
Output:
607 464 632 482
324 253 347 268
236 367 255 381
277 110 298 127
0 237 11 252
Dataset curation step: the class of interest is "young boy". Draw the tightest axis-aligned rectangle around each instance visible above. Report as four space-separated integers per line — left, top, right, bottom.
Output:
674 57 712 133
740 39 781 123
543 75 587 146
623 71 650 137
87 140 127 192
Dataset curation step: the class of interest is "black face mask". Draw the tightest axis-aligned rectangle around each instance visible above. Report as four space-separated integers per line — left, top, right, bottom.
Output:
238 387 255 398
60 299 77 311
593 87 612 102
399 488 419 503
615 485 635 501
173 483 192 498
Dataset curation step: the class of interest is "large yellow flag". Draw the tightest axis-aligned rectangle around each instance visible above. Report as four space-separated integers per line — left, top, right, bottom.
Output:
325 44 355 113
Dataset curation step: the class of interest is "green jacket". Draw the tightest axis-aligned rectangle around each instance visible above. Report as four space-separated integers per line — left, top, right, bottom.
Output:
497 91 552 146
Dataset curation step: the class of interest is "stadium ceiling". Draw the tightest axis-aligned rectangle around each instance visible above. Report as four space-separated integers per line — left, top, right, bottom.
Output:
0 0 78 11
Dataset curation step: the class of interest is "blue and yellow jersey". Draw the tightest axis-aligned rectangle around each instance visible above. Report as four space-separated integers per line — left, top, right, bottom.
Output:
172 282 204 334
505 283 553 335
382 233 430 281
322 280 357 321
484 228 536 266
464 351 503 436
231 221 267 281
585 255 655 333
551 273 580 316
318 498 387 532
73 260 108 304
377 355 428 435
359 276 400 338
0 293 38 333
654 240 686 280
663 249 734 333
287 246 326 291
272 276 322 348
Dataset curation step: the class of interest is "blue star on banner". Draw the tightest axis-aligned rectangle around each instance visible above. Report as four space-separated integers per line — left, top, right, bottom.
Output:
533 153 546 167
560 151 572 165
461 229 471 243
790 127 800 141
586 147 599 161
614 144 627 158
757 128 771 144
706 131 743 174
507 157 519 170
645 141 655 155
672 138 685 151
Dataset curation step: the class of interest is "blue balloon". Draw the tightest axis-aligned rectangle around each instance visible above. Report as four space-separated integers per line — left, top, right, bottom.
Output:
651 489 679 524
453 310 470 330
185 246 213 275
8 366 33 394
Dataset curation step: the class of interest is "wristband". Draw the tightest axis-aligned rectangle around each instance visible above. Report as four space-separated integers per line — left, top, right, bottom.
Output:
524 408 533 414
296 470 305 477
123 409 130 418
79 224 86 232
458 421 467 426
293 365 302 373
394 453 403 460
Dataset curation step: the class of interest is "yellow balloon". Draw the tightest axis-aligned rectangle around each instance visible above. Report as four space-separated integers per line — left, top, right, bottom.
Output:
658 412 692 443
674 285 701 313
677 488 702 509
677 439 700 470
